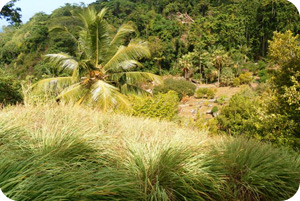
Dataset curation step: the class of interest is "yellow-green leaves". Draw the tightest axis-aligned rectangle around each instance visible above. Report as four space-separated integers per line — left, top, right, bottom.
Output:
268 30 300 66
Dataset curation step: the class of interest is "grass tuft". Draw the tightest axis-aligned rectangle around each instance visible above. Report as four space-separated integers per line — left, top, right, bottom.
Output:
0 105 299 200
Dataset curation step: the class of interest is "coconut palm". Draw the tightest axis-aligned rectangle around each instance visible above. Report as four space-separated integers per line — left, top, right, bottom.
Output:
31 7 162 110
178 52 196 80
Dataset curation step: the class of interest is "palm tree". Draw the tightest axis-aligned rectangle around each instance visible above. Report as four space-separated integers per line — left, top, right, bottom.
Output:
179 52 195 80
212 47 229 87
31 7 162 110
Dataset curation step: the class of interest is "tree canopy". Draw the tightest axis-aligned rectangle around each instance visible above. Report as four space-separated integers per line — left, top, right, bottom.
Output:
0 0 22 24
30 7 162 110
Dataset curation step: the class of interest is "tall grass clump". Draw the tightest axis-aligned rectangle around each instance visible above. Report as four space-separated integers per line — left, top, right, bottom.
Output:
119 140 224 201
210 137 300 201
0 104 299 200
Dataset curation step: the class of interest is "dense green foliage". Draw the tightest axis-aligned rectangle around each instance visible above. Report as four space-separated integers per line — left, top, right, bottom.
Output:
0 73 22 105
0 105 299 201
194 87 216 99
217 88 299 148
217 31 300 149
153 78 196 99
130 91 179 120
268 31 300 142
1 0 299 83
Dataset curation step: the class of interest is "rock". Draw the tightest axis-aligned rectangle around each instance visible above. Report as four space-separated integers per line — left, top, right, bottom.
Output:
190 109 197 114
212 112 219 117
145 89 152 93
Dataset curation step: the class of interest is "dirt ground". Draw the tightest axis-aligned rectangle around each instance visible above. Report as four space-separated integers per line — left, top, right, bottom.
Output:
178 84 243 119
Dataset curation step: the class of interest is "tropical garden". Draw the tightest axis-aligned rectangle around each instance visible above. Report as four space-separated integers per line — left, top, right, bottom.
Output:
0 0 300 200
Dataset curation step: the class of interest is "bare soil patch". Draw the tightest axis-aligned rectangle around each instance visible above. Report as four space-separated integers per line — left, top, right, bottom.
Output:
179 85 243 119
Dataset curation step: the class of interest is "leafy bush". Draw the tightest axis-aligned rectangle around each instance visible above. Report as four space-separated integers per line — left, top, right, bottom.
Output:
211 106 218 113
217 88 299 149
0 76 23 105
217 89 262 136
130 90 179 120
255 83 271 95
153 78 196 99
220 67 234 86
216 95 228 105
210 137 300 201
232 77 240 87
258 69 270 83
244 61 266 75
195 88 216 99
238 72 253 84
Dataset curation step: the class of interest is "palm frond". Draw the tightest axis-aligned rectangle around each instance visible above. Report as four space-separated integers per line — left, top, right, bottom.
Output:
90 80 131 111
77 7 97 29
77 8 110 66
120 84 148 95
57 83 89 104
110 72 163 86
106 60 143 73
110 23 135 46
31 77 73 94
104 41 151 71
49 26 77 42
97 8 107 20
45 53 78 70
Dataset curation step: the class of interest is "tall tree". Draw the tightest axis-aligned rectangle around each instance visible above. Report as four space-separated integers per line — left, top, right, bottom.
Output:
31 7 162 110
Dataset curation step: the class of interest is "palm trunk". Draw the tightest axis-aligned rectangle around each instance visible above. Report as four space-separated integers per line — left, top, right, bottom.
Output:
199 59 202 84
184 68 188 80
218 68 220 87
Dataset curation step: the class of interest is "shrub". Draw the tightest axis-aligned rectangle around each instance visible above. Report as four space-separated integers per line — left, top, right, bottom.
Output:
255 83 271 95
153 78 196 99
211 106 218 113
130 90 179 120
217 89 262 136
217 89 299 149
195 88 216 99
216 95 228 105
244 62 266 75
220 67 234 86
0 76 23 105
210 137 300 201
258 69 270 83
232 77 240 87
239 72 253 84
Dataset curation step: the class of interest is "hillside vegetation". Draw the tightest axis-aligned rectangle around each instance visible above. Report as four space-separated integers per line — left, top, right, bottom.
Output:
0 1 300 200
0 105 299 201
